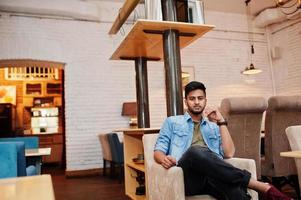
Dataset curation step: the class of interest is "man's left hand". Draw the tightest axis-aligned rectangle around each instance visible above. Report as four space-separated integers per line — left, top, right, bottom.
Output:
204 106 224 123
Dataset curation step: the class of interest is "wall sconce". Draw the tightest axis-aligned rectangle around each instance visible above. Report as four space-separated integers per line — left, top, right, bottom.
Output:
121 102 137 127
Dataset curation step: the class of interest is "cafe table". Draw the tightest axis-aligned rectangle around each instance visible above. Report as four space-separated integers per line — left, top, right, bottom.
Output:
280 150 301 158
25 148 51 175
0 174 55 200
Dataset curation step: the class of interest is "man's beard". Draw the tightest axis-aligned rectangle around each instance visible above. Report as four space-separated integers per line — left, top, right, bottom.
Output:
188 107 204 115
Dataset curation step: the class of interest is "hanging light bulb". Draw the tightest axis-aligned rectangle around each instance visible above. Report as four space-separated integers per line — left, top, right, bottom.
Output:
241 2 262 75
241 63 262 75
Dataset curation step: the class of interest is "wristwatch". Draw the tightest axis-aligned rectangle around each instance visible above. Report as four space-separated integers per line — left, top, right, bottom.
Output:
217 120 228 126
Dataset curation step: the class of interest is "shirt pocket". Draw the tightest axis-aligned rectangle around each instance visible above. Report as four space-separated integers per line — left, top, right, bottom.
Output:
208 132 220 148
172 128 188 147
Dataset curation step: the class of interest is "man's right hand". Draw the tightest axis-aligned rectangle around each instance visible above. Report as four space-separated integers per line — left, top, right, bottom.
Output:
154 151 177 169
161 155 176 169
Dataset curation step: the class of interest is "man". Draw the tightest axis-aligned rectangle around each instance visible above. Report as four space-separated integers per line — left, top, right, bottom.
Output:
154 81 291 199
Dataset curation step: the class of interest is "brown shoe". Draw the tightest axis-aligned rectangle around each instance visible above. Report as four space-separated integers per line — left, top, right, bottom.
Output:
265 185 293 200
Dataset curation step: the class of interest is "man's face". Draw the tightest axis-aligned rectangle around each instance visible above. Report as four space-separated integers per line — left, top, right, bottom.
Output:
185 89 207 115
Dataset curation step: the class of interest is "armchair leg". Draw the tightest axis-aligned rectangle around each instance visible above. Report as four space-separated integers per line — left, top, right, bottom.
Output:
289 175 300 199
110 161 115 178
118 163 123 184
103 159 106 176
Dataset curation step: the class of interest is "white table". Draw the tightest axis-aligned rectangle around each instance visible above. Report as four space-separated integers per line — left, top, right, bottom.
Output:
0 175 55 200
25 148 51 174
280 150 301 158
25 148 51 157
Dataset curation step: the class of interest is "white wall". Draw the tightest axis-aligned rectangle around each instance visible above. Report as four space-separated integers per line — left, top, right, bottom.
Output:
0 3 274 171
268 19 301 95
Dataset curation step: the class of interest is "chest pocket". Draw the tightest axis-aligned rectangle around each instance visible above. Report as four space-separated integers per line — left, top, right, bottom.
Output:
172 126 189 147
207 131 220 149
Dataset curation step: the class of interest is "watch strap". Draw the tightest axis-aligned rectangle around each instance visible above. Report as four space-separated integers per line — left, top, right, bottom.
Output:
217 120 228 126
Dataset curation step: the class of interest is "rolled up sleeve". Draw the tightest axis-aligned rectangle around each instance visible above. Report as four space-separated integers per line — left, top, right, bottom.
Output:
154 118 172 154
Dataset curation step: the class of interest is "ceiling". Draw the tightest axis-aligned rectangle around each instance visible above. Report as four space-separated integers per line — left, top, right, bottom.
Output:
90 0 278 16
202 0 277 16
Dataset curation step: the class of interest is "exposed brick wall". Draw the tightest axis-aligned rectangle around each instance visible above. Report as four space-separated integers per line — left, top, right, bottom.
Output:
0 5 285 171
268 19 301 95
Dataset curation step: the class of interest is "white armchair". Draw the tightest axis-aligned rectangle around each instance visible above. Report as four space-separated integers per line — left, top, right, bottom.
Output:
286 125 301 196
143 134 258 200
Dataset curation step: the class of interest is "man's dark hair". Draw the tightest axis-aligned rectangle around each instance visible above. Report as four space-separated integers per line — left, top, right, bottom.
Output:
184 81 206 98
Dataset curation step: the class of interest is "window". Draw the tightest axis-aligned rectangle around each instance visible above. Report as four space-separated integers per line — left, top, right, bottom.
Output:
187 0 205 24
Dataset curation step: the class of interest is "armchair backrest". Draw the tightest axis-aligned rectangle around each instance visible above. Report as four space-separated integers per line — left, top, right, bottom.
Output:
0 137 39 149
0 142 18 178
98 133 112 161
0 141 27 178
107 133 124 164
220 96 267 178
263 95 301 177
286 125 301 191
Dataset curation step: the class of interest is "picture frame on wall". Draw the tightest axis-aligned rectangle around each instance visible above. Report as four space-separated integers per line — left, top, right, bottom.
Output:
0 86 16 105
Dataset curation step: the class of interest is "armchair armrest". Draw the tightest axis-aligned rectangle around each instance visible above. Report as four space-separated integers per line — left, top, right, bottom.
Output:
224 158 257 179
146 162 185 200
225 158 258 199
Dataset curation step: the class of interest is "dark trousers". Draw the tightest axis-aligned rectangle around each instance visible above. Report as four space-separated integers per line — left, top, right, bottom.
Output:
177 145 252 200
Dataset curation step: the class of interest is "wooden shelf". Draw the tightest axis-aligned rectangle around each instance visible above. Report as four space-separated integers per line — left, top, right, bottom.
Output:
110 19 215 61
122 128 159 200
127 161 145 172
127 191 145 200
109 0 140 35
114 127 160 135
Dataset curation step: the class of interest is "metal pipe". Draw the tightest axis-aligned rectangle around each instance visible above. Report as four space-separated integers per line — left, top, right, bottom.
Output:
161 0 184 116
135 57 150 128
161 0 178 21
163 29 184 116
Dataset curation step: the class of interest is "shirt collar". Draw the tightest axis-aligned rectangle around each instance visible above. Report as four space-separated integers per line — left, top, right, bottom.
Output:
184 111 208 125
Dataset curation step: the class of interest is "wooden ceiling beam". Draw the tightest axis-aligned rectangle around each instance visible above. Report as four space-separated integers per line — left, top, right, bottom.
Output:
108 0 141 35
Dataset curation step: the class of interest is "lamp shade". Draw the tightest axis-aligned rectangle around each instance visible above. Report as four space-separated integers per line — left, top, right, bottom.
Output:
121 102 137 116
241 63 262 75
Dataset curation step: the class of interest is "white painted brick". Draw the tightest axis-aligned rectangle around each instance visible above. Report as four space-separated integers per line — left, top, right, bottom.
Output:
0 5 298 171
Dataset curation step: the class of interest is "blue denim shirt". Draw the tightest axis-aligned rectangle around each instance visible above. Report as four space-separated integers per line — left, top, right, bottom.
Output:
154 112 224 162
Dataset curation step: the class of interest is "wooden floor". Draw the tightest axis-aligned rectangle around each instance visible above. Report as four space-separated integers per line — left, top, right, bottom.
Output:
44 165 130 200
44 165 297 200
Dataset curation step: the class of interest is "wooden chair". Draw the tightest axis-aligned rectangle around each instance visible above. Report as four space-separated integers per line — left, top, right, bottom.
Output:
98 133 113 177
107 133 124 183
